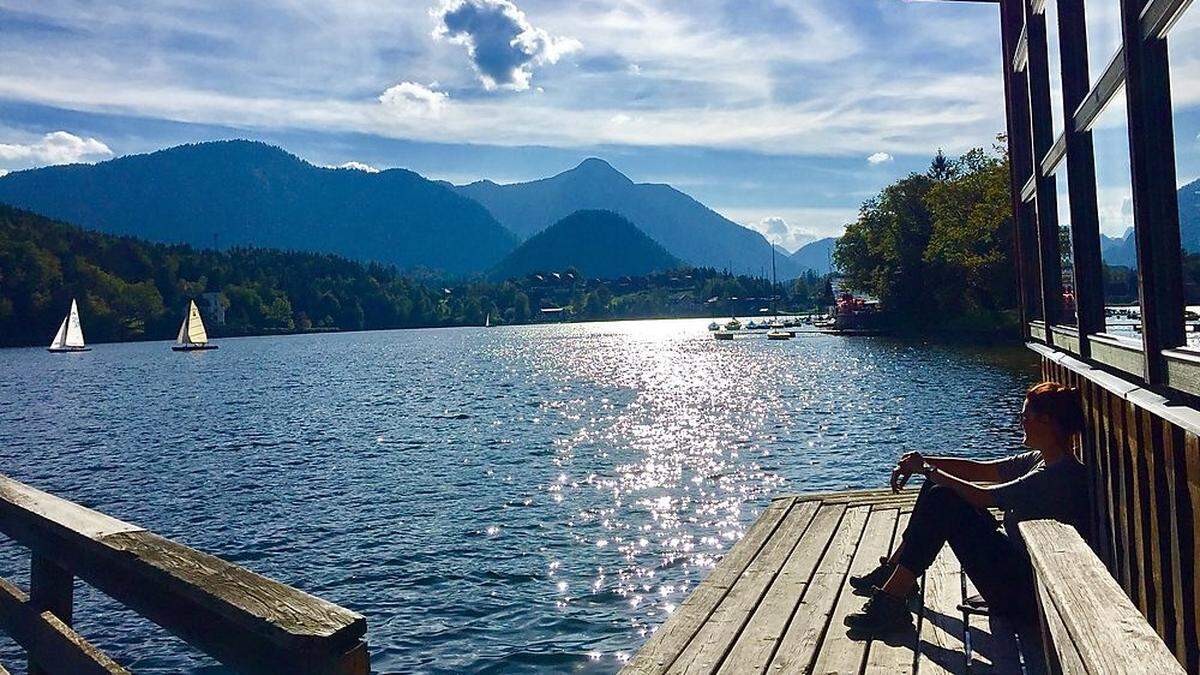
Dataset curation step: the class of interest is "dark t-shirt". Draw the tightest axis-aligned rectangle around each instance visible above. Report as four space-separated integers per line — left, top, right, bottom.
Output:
991 450 1089 542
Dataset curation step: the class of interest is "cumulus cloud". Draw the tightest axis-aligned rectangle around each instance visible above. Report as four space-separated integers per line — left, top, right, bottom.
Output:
0 169 7 178
334 161 380 173
867 151 893 164
746 216 819 251
0 131 113 168
433 0 581 91
379 82 449 115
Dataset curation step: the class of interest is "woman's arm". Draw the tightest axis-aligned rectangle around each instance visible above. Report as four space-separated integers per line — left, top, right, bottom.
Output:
921 463 996 509
890 452 1003 491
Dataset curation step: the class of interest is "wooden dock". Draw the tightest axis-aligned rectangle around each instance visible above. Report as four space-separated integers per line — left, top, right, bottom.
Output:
621 488 1043 675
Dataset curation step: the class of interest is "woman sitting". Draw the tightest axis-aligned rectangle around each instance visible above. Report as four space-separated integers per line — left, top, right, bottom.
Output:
843 381 1090 634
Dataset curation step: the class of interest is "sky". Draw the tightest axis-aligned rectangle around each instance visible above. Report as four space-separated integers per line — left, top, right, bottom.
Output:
0 0 1011 247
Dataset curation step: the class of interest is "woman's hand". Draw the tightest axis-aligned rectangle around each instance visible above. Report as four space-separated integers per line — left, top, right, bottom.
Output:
890 451 925 493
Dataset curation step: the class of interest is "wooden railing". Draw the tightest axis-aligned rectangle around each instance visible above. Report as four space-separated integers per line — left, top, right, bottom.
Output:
0 474 369 674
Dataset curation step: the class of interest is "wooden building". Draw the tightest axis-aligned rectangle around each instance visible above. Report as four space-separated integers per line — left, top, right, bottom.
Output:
1001 0 1200 669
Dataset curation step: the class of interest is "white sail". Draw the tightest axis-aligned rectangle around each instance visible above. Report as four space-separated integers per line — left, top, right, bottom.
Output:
485 313 490 328
178 300 208 345
65 299 85 347
49 316 68 350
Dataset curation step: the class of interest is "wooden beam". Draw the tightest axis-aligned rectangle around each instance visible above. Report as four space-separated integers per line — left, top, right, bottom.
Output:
1024 0 1064 326
28 555 74 675
0 576 128 675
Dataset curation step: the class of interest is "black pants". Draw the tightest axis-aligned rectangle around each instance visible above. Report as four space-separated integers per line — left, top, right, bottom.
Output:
896 480 1036 620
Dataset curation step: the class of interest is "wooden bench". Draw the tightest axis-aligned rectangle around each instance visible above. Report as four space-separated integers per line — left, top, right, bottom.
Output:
0 474 369 674
1020 519 1184 674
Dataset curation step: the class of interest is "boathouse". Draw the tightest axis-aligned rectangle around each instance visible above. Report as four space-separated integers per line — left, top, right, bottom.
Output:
622 0 1200 672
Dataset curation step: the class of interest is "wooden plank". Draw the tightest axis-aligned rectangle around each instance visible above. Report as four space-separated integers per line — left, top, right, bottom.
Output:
915 546 967 674
1125 400 1150 619
862 512 916 675
621 498 796 674
715 503 845 673
1020 519 1184 673
811 508 902 675
29 555 75 675
1034 576 1086 674
765 506 871 673
0 576 128 675
1139 408 1168 645
666 500 820 674
0 473 368 675
1161 424 1189 664
1186 435 1200 672
1105 391 1133 590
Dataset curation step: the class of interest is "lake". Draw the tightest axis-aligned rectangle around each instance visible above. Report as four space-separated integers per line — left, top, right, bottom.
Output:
0 319 1038 673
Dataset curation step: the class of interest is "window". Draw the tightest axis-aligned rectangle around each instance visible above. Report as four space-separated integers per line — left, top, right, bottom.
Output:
1169 5 1200 347
1022 200 1046 323
1084 0 1123 85
1090 86 1136 337
1053 164 1078 325
1045 0 1066 138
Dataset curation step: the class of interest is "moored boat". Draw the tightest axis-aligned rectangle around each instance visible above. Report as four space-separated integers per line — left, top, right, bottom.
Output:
714 329 734 340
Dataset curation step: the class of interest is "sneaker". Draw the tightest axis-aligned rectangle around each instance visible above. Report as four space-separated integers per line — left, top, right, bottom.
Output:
849 560 920 599
844 587 915 635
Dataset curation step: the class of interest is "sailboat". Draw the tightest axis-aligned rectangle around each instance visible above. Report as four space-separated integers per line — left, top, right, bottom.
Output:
485 313 491 328
172 300 218 351
47 299 90 352
766 240 792 341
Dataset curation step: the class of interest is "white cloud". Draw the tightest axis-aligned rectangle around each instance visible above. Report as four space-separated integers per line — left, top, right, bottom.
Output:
0 131 113 168
433 0 582 91
0 169 7 177
378 82 449 116
744 215 823 250
867 151 893 164
333 161 380 173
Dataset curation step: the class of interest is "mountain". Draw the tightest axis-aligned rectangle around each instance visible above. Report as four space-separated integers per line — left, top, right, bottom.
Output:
790 237 837 275
455 158 804 278
490 209 682 280
0 140 519 275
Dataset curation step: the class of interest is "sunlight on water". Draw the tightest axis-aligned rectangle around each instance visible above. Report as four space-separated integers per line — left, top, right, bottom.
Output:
0 319 1036 673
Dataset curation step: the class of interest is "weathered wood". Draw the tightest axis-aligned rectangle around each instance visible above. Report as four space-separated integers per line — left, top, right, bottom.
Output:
1020 519 1184 673
766 506 871 673
1139 407 1167 642
1034 575 1086 674
0 474 368 675
1124 400 1150 619
29 555 75 675
621 497 795 674
811 508 901 674
0 576 128 675
1186 435 1200 671
1161 424 1189 664
915 546 968 675
667 501 820 674
715 503 844 672
862 512 916 675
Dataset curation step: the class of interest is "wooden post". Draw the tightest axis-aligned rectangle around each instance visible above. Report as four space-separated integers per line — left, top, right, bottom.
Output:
1054 0 1104 350
1119 0 1186 385
1024 0 1063 328
1001 0 1036 335
28 555 73 675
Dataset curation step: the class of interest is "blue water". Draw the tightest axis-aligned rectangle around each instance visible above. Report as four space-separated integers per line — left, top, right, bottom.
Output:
0 319 1037 673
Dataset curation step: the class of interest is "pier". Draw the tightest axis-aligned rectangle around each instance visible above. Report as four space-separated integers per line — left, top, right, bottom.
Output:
0 474 368 674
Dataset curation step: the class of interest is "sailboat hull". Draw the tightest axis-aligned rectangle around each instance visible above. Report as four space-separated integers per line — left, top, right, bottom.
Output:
47 346 91 353
172 344 219 351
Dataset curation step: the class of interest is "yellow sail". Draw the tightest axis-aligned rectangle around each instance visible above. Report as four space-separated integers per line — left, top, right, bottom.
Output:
186 300 208 344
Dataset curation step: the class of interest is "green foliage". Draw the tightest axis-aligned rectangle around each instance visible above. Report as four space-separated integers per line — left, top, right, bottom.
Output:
834 140 1018 330
0 205 835 347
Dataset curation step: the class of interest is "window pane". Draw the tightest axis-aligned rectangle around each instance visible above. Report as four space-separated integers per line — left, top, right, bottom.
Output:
1053 164 1078 324
1169 6 1200 346
1084 0 1122 85
1092 86 1136 336
1045 0 1066 138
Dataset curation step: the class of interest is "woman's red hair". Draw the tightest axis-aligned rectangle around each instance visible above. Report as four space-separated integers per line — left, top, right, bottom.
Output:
1026 381 1085 436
